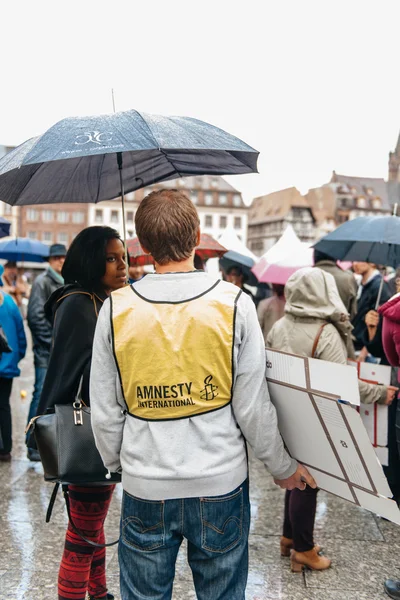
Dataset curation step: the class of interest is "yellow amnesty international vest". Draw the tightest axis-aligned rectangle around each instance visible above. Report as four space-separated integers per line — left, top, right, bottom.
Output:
110 281 241 421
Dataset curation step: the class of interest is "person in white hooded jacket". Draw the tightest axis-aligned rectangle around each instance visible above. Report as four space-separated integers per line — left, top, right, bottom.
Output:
267 267 397 574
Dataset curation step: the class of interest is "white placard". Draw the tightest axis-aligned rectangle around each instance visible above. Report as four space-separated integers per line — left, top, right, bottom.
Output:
266 349 400 526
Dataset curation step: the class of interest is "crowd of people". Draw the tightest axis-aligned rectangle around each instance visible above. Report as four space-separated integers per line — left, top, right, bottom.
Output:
0 188 400 599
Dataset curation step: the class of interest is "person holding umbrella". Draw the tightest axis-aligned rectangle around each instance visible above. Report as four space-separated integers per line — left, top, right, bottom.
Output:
226 264 255 302
352 261 391 362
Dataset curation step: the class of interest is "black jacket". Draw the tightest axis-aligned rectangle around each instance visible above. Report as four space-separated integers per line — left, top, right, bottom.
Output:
36 284 106 415
27 268 64 367
351 274 390 352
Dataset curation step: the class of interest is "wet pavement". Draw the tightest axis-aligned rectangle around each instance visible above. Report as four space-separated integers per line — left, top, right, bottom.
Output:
1 331 400 599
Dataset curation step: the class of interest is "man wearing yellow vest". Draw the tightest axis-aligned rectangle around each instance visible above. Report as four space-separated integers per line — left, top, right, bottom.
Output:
91 189 315 600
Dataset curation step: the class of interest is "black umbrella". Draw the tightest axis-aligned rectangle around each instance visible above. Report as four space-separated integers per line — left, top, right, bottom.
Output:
219 251 258 287
314 214 400 308
313 215 400 267
0 109 258 207
0 109 259 273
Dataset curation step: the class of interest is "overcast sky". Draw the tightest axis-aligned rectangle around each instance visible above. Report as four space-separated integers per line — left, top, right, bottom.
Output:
1 0 399 205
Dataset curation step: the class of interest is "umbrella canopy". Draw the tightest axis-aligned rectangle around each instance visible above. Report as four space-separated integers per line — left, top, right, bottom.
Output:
195 233 227 260
313 215 400 268
0 109 259 206
127 233 228 266
0 217 11 239
0 238 49 262
219 251 258 286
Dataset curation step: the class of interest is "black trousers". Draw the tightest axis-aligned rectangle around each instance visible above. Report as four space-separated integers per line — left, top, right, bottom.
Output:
0 377 13 454
282 485 319 552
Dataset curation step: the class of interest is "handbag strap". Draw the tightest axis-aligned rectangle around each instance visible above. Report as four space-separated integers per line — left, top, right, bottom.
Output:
311 323 329 358
45 483 119 548
62 485 119 548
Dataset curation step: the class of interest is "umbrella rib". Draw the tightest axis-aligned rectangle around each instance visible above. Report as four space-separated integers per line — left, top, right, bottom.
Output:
95 153 106 203
159 150 183 179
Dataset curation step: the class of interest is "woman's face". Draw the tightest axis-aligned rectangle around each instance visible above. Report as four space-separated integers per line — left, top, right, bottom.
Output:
101 238 127 293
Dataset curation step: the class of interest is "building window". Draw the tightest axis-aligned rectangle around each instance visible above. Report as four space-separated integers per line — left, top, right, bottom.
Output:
58 232 68 244
72 211 85 224
205 215 213 227
372 198 382 209
205 192 213 206
27 231 37 239
95 209 103 224
27 208 39 221
111 210 119 223
357 197 366 208
126 211 134 224
42 210 53 222
219 193 227 205
3 204 12 215
191 191 198 204
57 211 69 223
219 215 227 228
211 178 219 189
125 191 135 201
234 216 242 229
42 231 52 243
233 194 242 207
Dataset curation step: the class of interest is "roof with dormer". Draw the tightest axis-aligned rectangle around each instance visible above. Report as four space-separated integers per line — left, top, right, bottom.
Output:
330 172 390 210
248 187 313 224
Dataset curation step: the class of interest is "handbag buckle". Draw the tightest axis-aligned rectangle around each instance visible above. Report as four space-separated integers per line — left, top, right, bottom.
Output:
73 401 83 426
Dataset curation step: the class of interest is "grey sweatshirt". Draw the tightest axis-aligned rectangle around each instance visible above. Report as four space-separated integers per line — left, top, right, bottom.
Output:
90 272 297 500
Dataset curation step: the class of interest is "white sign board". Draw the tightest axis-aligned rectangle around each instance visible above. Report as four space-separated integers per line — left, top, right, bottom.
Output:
266 348 400 526
348 360 391 466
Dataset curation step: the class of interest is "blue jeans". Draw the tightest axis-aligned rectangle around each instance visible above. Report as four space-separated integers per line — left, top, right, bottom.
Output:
26 366 47 442
119 479 250 600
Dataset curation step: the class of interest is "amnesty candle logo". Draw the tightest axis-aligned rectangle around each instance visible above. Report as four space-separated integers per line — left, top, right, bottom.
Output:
200 375 219 401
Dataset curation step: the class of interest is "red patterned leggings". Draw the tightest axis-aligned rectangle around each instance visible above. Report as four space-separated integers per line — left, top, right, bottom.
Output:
58 484 115 600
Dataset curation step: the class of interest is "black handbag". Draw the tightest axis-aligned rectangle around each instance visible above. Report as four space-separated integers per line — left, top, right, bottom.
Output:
29 384 121 486
27 382 121 547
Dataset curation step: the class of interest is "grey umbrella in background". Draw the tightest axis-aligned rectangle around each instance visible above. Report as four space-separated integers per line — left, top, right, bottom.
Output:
313 213 400 307
0 108 259 271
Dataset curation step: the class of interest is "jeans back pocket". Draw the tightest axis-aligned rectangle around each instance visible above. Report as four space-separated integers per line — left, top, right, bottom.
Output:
200 486 243 553
121 492 165 551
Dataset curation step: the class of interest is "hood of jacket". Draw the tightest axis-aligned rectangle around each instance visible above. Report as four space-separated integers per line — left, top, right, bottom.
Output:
379 293 400 323
284 267 353 337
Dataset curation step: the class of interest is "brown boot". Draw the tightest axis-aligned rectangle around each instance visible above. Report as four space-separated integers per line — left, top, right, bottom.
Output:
280 537 322 557
290 548 331 572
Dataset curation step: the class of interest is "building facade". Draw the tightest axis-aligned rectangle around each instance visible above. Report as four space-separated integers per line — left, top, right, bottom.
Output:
20 204 88 246
87 176 248 244
247 187 316 256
